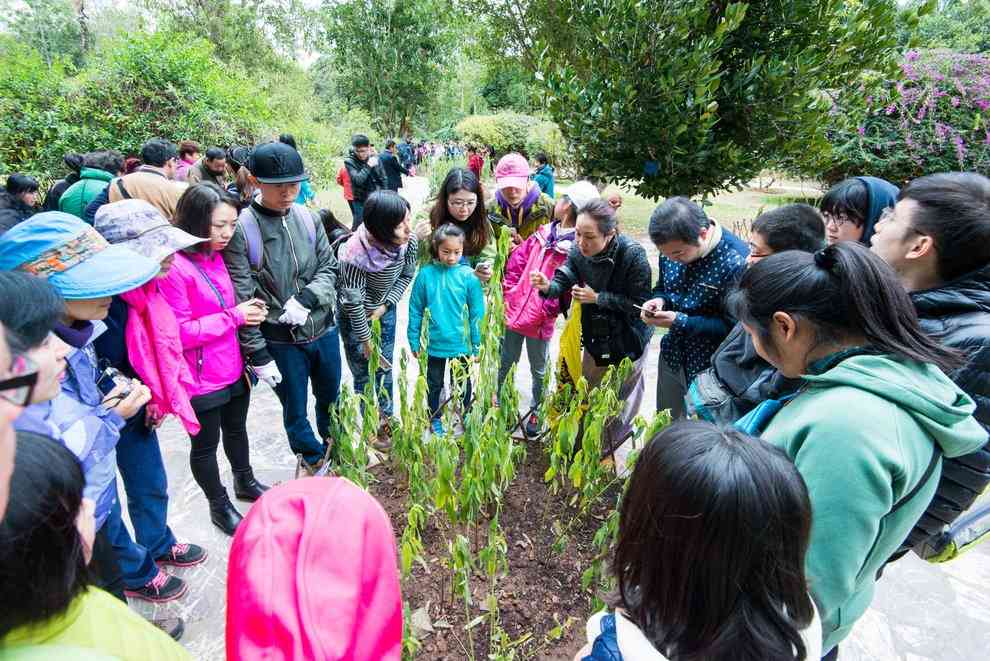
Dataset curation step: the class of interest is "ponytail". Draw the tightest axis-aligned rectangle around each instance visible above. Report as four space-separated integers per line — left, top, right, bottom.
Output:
727 242 961 374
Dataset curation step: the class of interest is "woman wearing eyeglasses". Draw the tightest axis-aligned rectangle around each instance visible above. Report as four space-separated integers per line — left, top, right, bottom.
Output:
414 168 497 282
819 176 899 246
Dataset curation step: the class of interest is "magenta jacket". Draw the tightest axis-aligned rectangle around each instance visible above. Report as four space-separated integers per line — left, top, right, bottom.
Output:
226 477 402 660
502 221 575 340
158 250 247 398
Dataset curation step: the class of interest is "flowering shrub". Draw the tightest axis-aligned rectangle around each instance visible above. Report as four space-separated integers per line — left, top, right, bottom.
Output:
822 50 990 185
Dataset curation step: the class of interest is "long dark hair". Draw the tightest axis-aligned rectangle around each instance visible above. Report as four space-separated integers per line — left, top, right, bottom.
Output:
429 167 490 256
727 242 961 374
0 432 91 636
174 182 241 253
613 420 814 661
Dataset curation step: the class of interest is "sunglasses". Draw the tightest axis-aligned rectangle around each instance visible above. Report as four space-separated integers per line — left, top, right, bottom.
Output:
0 355 40 407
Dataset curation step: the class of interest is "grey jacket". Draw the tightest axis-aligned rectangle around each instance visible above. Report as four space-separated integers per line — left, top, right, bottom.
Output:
223 201 337 365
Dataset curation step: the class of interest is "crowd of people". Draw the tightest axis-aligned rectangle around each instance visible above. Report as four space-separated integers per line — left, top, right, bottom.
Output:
0 128 988 661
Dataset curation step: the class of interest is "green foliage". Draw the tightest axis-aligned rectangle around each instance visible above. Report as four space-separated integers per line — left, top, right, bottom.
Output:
513 0 907 199
899 0 990 53
320 0 457 135
0 31 270 178
455 113 568 164
820 50 990 185
142 0 315 71
0 0 84 68
480 59 540 113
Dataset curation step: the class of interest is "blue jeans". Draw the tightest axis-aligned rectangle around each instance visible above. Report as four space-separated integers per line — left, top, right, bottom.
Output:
104 482 158 589
351 201 364 230
269 327 342 465
115 416 176 558
340 306 396 417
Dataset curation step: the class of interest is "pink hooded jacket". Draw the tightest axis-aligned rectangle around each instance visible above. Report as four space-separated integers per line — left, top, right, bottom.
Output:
158 250 247 399
226 477 403 661
502 221 575 340
120 281 200 434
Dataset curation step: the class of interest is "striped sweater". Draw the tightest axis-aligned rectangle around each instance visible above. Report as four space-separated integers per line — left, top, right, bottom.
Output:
337 235 419 342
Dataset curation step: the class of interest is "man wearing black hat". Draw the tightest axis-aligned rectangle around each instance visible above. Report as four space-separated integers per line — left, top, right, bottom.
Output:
222 141 341 470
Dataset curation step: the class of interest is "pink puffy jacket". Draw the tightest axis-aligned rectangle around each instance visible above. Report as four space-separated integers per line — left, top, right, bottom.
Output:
226 477 403 661
503 221 575 340
158 250 247 398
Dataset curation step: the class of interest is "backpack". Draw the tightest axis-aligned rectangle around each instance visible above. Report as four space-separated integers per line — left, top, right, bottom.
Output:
241 205 317 271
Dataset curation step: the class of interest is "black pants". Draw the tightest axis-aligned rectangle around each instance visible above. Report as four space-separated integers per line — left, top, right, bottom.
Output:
91 525 126 602
426 356 472 420
189 390 251 501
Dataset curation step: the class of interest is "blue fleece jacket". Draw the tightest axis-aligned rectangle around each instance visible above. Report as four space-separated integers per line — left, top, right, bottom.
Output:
407 262 485 358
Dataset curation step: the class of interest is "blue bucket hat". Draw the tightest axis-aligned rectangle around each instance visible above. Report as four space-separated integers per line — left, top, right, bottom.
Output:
0 212 161 299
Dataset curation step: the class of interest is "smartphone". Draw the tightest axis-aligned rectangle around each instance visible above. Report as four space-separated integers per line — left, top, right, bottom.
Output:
97 366 132 396
632 303 660 318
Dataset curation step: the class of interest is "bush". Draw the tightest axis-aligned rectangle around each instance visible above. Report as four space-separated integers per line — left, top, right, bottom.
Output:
0 38 69 178
822 50 990 185
455 112 569 166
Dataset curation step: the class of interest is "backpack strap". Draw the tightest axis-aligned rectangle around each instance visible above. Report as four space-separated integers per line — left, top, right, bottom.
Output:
890 444 941 517
300 207 317 247
241 207 264 271
242 205 318 272
115 178 131 200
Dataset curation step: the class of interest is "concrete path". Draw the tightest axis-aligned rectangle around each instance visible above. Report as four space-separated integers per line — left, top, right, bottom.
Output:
132 176 990 660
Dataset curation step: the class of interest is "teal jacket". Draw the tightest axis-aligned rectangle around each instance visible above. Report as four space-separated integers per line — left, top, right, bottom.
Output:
407 262 485 358
59 168 114 220
533 164 555 198
763 353 987 653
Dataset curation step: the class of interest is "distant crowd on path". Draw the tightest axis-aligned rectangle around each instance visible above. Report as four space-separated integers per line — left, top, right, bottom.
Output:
0 127 988 661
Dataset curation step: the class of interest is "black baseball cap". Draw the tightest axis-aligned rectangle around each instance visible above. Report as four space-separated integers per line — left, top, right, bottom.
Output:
246 142 309 184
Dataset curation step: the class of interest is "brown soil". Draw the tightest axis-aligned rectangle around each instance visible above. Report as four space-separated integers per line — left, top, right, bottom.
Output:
369 442 617 660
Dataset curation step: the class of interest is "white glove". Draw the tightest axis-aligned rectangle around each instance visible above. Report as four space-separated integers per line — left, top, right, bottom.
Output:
278 296 311 326
253 361 283 388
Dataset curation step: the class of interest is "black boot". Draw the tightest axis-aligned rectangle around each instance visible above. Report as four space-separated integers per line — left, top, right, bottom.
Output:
209 493 243 536
233 468 270 502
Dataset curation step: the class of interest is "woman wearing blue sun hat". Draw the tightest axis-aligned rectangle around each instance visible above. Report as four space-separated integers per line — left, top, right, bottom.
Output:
0 212 191 611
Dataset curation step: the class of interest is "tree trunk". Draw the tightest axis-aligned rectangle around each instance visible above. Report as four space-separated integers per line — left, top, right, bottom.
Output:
72 0 89 55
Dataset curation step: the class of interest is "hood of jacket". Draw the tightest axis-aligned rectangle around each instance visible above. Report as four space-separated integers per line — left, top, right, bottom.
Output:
226 477 402 661
856 176 899 245
79 167 114 183
803 353 986 458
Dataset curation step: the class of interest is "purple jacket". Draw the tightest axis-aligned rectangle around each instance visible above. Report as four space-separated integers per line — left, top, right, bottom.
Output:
14 321 123 530
502 221 574 340
159 250 247 398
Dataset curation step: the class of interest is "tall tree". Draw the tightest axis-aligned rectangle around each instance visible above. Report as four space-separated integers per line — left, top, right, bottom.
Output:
483 0 918 198
143 0 314 70
319 0 456 136
0 0 84 67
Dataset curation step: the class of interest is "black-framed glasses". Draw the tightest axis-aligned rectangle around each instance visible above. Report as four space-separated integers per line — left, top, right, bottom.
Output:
0 355 39 407
822 212 860 228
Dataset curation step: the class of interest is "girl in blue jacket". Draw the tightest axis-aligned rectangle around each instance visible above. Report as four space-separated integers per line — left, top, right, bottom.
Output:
407 224 485 435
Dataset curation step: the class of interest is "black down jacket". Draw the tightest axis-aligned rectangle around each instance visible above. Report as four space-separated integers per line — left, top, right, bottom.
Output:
898 263 990 555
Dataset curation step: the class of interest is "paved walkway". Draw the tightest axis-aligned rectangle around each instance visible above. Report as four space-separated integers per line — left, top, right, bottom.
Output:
133 176 990 660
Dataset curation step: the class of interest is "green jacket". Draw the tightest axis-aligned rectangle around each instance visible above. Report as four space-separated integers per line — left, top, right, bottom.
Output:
59 168 114 219
485 190 555 242
763 353 987 653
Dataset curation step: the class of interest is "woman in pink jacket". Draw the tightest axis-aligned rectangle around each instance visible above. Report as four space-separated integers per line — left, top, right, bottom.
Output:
226 476 402 661
159 183 270 536
499 181 601 438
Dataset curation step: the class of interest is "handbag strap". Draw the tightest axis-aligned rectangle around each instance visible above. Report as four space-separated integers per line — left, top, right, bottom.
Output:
189 258 228 310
